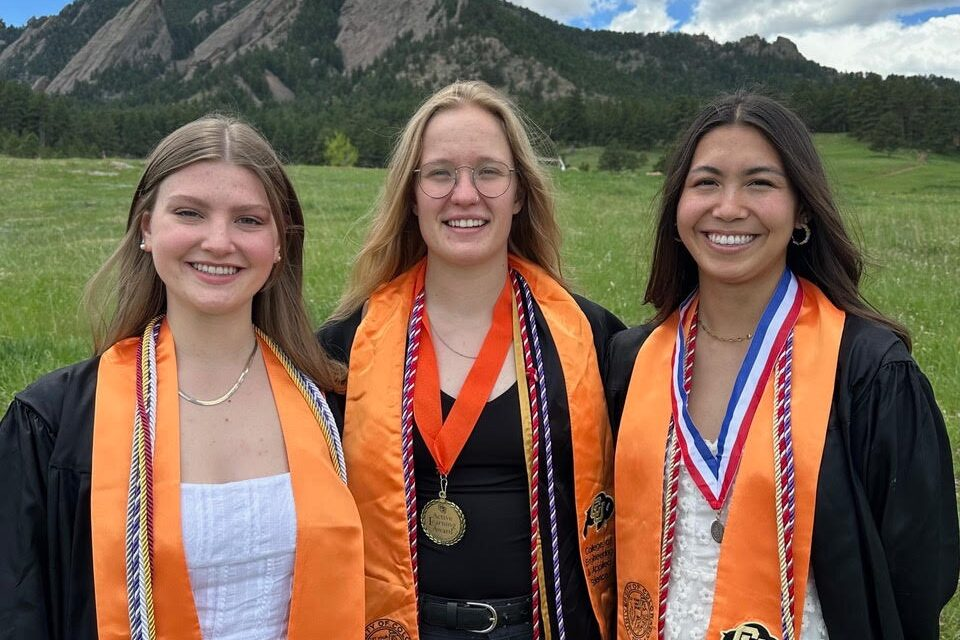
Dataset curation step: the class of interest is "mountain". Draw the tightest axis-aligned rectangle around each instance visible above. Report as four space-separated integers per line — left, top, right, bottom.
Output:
0 0 957 164
0 0 819 100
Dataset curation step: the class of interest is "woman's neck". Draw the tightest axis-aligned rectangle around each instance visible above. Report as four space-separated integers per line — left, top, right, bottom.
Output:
166 308 257 369
696 271 784 338
424 255 509 321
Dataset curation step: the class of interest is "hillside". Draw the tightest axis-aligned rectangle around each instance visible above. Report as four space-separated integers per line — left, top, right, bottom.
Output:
0 0 957 164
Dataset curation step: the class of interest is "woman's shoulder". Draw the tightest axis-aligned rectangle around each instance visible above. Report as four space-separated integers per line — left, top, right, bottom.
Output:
14 356 101 431
317 306 365 364
837 315 914 392
605 323 659 389
569 293 627 337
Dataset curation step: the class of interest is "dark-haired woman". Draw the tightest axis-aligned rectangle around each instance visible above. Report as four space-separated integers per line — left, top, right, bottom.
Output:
0 116 363 639
608 93 957 639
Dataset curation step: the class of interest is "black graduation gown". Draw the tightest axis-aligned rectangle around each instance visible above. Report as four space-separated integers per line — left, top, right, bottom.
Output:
604 314 959 639
0 354 357 640
0 357 100 640
319 293 625 640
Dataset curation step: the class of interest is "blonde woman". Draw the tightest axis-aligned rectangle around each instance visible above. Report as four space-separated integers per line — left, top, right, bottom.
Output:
0 116 363 639
321 81 623 639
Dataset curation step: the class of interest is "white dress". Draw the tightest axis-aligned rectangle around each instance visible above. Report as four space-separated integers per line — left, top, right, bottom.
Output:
181 473 297 640
664 442 829 640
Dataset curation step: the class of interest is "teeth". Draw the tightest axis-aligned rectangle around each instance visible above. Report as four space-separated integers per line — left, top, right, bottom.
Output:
707 233 755 246
192 263 238 276
445 219 486 228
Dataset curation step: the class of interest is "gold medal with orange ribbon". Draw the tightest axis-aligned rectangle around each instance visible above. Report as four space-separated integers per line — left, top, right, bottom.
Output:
413 267 514 546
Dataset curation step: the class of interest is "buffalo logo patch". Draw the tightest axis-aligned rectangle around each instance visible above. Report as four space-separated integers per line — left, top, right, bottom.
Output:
721 621 778 640
582 491 614 537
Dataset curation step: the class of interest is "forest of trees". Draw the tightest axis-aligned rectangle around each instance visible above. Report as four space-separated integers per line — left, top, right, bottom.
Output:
1 70 957 166
0 0 958 165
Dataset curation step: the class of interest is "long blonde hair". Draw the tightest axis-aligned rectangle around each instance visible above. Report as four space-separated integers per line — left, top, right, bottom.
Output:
330 80 564 319
84 115 345 390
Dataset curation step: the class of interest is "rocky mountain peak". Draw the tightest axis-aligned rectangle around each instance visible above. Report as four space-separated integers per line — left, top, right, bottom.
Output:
737 34 805 61
46 0 172 94
180 0 304 79
336 0 465 72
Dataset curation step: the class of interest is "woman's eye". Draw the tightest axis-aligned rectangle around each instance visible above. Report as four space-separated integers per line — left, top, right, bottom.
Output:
692 178 717 188
174 209 201 218
237 216 264 226
749 179 774 188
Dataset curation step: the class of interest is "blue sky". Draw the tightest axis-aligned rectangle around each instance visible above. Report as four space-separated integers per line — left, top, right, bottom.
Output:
1 1 69 27
2 0 959 79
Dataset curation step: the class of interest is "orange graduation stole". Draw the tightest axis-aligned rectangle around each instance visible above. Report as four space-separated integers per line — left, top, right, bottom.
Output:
90 320 364 639
344 255 615 640
615 280 844 640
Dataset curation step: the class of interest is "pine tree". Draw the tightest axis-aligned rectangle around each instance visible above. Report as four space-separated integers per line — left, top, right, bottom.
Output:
323 131 359 167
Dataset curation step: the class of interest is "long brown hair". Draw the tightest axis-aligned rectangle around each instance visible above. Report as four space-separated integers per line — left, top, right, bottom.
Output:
84 115 345 389
330 80 563 319
645 91 911 348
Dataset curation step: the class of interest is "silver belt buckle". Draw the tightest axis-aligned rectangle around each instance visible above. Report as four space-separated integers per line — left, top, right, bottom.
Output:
464 601 498 634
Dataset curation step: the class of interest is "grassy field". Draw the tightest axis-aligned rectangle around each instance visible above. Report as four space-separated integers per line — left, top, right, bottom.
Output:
1 134 958 627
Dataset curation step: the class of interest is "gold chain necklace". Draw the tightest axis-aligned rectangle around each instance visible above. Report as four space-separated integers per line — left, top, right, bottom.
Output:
698 317 753 343
178 341 259 406
429 321 479 359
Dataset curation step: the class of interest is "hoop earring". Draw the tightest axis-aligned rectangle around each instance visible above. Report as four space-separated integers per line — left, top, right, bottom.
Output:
792 223 811 246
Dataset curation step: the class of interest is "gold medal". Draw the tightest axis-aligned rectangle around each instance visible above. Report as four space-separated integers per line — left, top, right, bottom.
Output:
420 474 466 546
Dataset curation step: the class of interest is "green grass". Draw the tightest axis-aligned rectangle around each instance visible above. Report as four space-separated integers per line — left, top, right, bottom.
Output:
1 134 958 628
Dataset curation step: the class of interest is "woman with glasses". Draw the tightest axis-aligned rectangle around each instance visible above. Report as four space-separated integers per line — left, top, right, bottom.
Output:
320 81 623 640
607 92 957 639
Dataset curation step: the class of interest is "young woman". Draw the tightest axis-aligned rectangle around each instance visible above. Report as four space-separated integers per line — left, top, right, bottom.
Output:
321 81 623 640
607 92 958 639
0 116 364 639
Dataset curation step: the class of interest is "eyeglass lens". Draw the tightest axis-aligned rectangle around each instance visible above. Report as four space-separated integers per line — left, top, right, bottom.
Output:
417 161 513 199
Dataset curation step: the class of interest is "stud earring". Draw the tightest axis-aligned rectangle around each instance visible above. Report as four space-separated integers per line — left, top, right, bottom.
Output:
791 223 811 246
139 241 147 251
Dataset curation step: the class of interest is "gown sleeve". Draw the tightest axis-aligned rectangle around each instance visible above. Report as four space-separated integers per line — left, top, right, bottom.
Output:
850 353 959 636
0 399 55 638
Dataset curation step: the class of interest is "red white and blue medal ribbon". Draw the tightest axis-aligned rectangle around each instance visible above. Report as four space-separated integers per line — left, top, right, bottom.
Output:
670 269 803 510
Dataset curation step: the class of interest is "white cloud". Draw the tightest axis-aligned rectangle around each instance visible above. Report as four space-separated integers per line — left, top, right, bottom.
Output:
789 15 960 79
599 0 960 80
681 0 959 39
608 1 677 33
510 0 624 22
510 0 599 22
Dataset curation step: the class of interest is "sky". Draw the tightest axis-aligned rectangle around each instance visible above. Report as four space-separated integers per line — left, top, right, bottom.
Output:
1 0 959 80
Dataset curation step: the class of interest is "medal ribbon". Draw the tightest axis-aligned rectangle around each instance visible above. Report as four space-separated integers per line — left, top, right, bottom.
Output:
670 269 802 510
400 265 562 640
412 267 515 475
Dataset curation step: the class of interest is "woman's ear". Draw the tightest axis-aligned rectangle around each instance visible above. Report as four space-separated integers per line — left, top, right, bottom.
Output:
140 212 153 251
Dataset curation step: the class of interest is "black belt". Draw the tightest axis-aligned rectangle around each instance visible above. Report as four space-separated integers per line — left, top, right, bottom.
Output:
419 593 532 633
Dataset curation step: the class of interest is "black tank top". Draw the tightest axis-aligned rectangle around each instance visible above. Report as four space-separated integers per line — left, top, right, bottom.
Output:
413 382 530 598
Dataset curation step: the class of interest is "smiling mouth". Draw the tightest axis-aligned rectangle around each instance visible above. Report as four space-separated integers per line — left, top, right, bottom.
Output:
191 262 239 276
706 233 757 246
444 219 488 228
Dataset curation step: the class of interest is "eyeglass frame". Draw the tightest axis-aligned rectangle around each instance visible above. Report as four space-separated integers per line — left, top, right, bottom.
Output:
412 161 520 200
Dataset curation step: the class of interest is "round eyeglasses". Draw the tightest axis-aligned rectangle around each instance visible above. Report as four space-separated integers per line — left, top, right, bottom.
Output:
413 161 518 199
